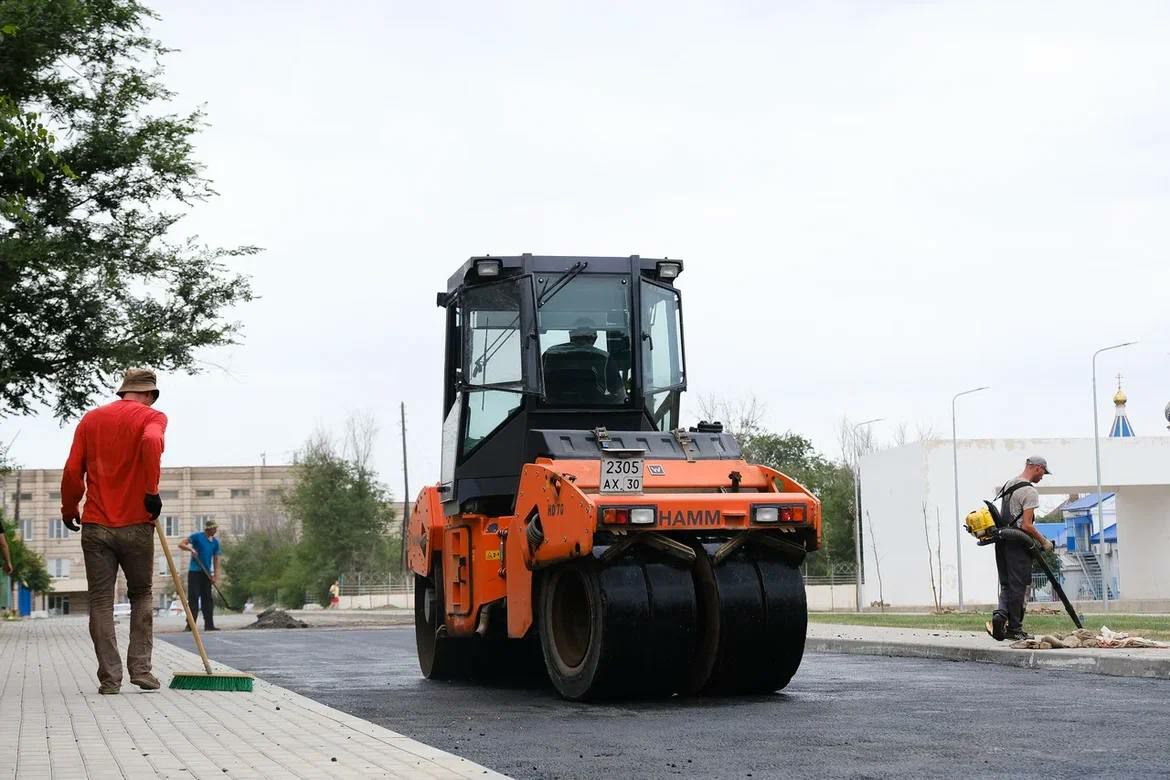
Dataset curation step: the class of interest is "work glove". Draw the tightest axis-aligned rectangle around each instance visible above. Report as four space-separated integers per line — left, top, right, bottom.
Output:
144 493 162 519
62 515 81 533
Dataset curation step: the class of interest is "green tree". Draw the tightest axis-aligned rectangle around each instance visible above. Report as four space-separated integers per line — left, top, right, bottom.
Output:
741 430 856 576
221 525 305 609
1 513 51 594
284 434 399 606
0 0 255 420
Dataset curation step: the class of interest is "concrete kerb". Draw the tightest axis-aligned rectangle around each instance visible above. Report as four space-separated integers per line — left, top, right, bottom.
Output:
807 624 1170 680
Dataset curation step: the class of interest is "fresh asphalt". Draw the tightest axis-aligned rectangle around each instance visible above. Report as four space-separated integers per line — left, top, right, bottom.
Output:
164 627 1170 779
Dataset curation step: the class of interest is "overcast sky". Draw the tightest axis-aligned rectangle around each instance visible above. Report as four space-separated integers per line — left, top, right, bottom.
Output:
6 1 1169 495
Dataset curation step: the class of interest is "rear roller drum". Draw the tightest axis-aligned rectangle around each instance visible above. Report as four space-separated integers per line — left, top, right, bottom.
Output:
688 546 807 695
538 555 697 700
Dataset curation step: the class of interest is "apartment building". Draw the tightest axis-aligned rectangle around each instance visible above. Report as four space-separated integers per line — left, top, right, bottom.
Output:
1 465 295 616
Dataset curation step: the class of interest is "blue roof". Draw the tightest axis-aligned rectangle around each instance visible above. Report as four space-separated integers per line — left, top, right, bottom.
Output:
1034 523 1066 544
1110 414 1135 437
1090 524 1118 544
1062 492 1115 512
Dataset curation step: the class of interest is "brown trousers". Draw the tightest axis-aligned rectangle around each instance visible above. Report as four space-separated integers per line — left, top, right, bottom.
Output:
81 522 155 688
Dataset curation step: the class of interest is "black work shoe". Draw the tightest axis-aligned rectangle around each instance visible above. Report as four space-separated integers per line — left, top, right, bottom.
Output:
205 626 221 631
986 614 1006 641
1004 629 1033 641
183 624 191 631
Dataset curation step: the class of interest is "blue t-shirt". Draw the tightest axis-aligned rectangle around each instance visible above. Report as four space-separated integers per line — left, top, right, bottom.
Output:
187 532 221 574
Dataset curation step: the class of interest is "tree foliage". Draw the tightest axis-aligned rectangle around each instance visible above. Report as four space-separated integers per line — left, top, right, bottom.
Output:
0 0 256 420
221 525 304 609
695 395 859 577
223 427 399 609
1 511 51 593
741 430 856 576
285 434 399 605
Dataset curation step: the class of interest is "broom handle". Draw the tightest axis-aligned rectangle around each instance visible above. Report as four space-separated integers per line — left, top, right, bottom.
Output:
155 522 214 674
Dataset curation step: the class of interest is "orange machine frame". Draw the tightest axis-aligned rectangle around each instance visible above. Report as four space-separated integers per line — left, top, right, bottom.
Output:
408 457 821 639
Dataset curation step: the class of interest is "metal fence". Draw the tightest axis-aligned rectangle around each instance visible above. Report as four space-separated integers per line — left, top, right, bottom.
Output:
337 572 415 596
802 561 859 586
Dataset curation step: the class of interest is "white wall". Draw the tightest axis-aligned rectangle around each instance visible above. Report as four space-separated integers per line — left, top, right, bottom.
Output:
859 437 1170 608
1116 486 1170 600
806 584 856 612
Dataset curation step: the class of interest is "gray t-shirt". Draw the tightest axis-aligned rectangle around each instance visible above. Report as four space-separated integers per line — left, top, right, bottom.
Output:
1000 479 1040 526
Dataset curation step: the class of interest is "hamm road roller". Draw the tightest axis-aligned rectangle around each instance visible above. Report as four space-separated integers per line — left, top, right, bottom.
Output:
408 255 820 700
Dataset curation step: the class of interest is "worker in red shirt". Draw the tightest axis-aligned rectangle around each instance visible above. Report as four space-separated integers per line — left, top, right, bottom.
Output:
61 368 168 695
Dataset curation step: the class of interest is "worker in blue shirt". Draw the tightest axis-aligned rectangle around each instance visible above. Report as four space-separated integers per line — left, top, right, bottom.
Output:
178 518 221 631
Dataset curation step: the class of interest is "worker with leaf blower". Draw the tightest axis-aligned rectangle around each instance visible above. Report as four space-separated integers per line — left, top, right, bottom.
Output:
61 368 168 695
179 518 222 631
985 456 1056 642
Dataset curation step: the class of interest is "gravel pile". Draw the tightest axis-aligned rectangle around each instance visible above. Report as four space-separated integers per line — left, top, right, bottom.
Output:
245 607 309 630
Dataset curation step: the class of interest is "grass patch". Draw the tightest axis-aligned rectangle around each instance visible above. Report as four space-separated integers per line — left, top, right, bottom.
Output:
808 611 1170 640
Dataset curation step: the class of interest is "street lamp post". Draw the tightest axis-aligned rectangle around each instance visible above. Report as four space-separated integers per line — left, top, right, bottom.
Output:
852 417 884 612
951 386 989 613
1092 341 1137 612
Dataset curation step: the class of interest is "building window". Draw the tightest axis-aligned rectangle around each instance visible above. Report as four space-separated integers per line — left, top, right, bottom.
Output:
230 489 251 499
48 595 70 615
48 491 61 500
160 490 179 500
19 516 34 540
265 488 282 497
11 492 32 502
48 558 71 578
196 489 215 498
48 519 70 539
231 514 249 535
157 556 169 575
194 514 214 533
164 516 180 536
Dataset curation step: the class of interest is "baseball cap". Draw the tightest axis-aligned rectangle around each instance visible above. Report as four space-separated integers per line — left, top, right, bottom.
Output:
1026 456 1051 475
204 518 218 530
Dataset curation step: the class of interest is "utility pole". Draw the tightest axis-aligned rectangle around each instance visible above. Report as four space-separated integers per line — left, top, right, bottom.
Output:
1092 341 1137 611
400 402 411 575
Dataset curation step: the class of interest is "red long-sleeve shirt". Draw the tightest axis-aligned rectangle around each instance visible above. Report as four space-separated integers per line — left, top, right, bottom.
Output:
61 399 168 527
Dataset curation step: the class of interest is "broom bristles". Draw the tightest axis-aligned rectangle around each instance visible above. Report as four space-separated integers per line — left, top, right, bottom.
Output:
169 671 254 692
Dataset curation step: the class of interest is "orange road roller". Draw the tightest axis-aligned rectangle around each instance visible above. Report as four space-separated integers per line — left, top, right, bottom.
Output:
409 255 820 700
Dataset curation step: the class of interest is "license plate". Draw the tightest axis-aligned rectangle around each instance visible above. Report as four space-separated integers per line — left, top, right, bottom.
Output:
600 453 644 494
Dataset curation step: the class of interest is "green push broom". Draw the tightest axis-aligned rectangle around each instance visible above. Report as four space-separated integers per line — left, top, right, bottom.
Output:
156 522 253 691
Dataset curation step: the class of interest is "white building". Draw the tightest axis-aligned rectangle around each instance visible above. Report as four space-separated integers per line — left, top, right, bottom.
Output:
859 436 1170 610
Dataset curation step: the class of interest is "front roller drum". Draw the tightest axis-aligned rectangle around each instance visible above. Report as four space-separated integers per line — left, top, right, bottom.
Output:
415 560 469 680
538 555 697 701
688 546 807 695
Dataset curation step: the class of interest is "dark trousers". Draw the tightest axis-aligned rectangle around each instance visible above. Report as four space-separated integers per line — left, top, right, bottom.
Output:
994 537 1032 631
187 570 216 629
81 523 155 688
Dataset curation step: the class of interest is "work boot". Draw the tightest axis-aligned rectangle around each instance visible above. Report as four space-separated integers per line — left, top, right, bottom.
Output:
986 614 1006 641
1004 628 1033 641
98 682 121 695
130 673 160 690
205 626 220 631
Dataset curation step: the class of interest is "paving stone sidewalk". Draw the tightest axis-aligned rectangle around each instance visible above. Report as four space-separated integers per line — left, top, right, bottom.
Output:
0 618 507 780
808 621 1170 678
